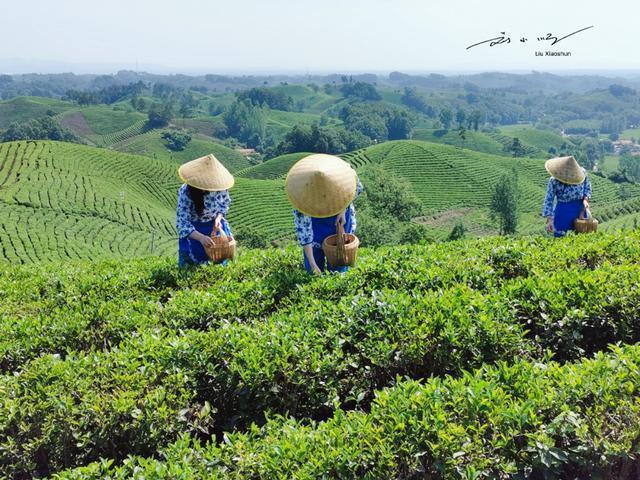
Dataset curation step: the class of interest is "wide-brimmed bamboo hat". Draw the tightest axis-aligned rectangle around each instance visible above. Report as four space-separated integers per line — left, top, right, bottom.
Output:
285 154 357 217
178 154 234 191
544 155 586 185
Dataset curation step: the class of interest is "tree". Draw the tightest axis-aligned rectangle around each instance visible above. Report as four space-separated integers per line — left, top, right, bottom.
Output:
340 82 381 101
447 223 466 241
147 102 173 128
439 109 453 130
223 99 266 148
490 173 519 235
620 153 640 182
456 109 466 127
458 126 467 143
386 112 413 140
358 164 422 221
467 110 483 131
2 117 79 143
508 138 526 157
161 130 192 151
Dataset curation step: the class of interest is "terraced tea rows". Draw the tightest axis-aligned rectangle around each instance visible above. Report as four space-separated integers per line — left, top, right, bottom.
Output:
1 230 640 478
0 141 179 262
237 152 311 179
112 131 251 172
95 119 147 146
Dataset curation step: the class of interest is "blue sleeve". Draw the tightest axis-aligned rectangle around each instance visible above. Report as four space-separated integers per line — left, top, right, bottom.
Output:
213 190 231 216
349 204 357 233
583 176 592 199
542 178 555 217
293 210 313 246
176 186 196 238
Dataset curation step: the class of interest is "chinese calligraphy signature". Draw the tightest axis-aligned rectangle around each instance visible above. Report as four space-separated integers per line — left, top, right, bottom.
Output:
466 26 594 50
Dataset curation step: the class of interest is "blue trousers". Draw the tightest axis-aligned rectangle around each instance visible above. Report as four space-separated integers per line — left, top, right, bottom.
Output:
554 200 586 237
178 219 232 266
303 211 354 274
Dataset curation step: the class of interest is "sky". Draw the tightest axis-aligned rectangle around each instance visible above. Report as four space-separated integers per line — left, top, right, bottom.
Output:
1 0 639 74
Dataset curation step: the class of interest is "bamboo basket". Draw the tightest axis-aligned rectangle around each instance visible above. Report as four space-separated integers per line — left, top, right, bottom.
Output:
574 208 598 234
205 228 236 263
322 223 360 268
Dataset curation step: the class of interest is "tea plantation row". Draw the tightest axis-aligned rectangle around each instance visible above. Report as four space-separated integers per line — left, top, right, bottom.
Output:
1 230 639 477
58 344 640 479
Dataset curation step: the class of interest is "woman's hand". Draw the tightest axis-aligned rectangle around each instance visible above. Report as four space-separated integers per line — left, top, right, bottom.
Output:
336 211 347 228
214 214 222 231
546 217 554 233
582 198 590 210
198 232 215 248
311 265 322 275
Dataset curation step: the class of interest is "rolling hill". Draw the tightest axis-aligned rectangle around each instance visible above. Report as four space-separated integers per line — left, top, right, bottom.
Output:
1 139 639 263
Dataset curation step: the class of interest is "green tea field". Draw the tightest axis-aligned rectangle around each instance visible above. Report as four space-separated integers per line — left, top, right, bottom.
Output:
2 138 640 264
1 230 640 478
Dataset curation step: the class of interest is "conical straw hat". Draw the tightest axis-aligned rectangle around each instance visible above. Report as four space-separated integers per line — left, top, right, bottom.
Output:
544 155 586 185
285 154 357 217
178 154 234 191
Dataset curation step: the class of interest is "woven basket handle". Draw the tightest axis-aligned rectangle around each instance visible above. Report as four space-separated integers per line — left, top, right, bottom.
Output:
579 208 591 220
336 221 346 258
214 226 228 243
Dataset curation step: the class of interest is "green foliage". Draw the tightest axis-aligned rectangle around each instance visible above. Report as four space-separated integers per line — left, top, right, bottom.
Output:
161 130 192 151
234 225 269 248
2 231 640 477
447 222 466 240
490 172 519 235
1 116 78 143
273 123 371 157
57 345 640 479
619 153 640 182
340 81 381 101
236 87 293 111
358 164 422 221
223 99 266 148
147 102 173 128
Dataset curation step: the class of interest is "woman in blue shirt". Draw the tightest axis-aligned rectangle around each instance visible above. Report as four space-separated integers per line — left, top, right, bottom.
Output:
542 155 592 237
286 154 362 274
176 154 234 266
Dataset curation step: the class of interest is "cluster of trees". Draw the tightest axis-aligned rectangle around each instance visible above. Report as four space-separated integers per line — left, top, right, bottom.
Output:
272 124 371 157
66 81 145 105
340 81 381 101
222 99 266 149
161 130 192 151
1 116 79 143
619 153 640 183
236 88 293 111
400 87 436 117
355 165 430 246
339 103 414 141
437 108 484 131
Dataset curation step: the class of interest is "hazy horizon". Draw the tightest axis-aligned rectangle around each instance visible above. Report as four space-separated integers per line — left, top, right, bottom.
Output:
2 0 639 75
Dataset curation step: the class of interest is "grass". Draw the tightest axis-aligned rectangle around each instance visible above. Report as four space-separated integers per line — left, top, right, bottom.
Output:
0 97 74 128
620 128 640 141
236 152 312 180
112 131 251 171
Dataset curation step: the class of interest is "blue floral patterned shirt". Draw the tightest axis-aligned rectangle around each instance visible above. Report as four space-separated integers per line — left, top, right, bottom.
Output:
542 177 592 218
176 184 231 238
293 178 363 246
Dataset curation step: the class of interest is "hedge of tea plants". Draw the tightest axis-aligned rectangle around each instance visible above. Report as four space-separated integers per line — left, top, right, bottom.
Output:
1 230 640 478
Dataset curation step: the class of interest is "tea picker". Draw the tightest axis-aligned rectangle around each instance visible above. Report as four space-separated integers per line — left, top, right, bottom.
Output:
286 154 362 274
176 154 236 266
542 155 595 237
